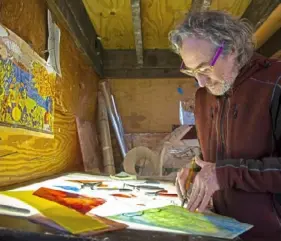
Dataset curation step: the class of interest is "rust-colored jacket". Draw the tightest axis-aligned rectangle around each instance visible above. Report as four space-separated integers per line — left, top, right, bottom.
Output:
195 54 281 241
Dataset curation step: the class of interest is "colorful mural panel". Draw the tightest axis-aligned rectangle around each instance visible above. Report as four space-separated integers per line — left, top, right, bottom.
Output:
0 24 56 137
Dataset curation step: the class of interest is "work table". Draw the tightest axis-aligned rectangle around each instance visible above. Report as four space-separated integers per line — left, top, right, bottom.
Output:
0 214 232 241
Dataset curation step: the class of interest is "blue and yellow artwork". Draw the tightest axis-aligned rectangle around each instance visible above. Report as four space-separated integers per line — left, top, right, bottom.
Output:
0 24 56 137
109 205 253 239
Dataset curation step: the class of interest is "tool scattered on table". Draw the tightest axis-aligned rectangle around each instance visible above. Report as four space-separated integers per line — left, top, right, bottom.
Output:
111 193 136 198
144 180 160 184
145 190 178 197
80 182 103 190
0 204 30 215
95 188 132 192
124 183 165 192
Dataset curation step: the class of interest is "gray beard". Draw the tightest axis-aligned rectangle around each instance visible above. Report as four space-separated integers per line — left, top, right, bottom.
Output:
206 81 233 96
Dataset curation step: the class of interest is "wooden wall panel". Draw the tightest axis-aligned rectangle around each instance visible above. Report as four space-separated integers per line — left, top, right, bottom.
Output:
109 78 197 133
83 0 251 49
0 0 99 187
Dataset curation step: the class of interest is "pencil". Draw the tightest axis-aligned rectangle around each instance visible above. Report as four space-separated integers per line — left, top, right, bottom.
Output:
181 158 196 207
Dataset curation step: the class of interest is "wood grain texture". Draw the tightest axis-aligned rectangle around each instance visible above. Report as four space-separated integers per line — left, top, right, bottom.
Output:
241 0 280 30
209 0 251 17
257 25 281 57
83 0 135 49
0 0 99 187
83 0 250 49
109 78 197 133
271 49 281 60
46 0 103 77
141 0 192 48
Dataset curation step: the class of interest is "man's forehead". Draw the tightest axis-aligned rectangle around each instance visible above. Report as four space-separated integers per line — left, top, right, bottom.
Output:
180 37 214 68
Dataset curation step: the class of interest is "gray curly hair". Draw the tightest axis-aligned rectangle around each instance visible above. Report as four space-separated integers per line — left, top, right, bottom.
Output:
169 11 255 69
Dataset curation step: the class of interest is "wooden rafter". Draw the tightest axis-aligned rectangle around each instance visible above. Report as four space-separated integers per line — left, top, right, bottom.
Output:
131 0 144 66
258 28 281 57
46 0 104 77
241 0 280 30
271 50 281 60
190 0 212 12
103 49 185 78
254 3 281 49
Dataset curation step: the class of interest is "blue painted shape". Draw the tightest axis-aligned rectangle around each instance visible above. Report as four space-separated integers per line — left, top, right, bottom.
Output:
54 185 80 192
177 87 184 95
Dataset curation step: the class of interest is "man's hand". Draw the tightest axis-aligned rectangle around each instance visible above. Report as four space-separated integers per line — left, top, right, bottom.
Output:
187 156 220 212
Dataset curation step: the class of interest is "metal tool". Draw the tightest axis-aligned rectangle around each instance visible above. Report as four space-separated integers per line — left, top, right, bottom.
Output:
124 183 165 191
80 182 103 190
94 188 133 192
145 190 178 197
0 204 30 214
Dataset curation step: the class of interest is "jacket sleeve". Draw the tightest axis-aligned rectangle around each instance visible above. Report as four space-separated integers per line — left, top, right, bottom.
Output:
216 77 281 193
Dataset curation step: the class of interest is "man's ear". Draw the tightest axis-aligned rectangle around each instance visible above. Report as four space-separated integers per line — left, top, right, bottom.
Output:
225 48 237 62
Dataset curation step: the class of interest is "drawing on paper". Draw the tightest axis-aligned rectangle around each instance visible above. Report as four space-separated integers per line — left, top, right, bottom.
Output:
109 205 253 239
0 24 56 137
33 187 106 214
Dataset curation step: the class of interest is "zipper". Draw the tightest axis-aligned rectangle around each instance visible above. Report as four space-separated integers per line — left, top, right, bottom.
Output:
219 96 227 160
208 107 214 159
272 194 281 227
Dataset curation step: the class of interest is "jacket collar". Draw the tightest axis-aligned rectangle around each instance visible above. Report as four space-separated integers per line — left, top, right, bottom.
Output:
227 53 271 96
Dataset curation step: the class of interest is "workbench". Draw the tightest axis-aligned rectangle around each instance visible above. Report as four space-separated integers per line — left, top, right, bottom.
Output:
0 214 232 241
0 173 240 241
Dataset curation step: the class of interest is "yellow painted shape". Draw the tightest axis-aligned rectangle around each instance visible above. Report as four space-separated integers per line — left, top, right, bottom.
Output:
209 0 252 17
109 78 197 133
2 191 108 234
12 106 22 121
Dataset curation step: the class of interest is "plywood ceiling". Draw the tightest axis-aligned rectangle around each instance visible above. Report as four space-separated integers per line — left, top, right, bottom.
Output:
83 0 251 49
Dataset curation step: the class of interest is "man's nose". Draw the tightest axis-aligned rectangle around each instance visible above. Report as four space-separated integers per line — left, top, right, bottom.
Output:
195 73 208 87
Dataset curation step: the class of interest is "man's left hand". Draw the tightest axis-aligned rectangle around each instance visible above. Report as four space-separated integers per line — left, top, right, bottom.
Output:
187 156 220 212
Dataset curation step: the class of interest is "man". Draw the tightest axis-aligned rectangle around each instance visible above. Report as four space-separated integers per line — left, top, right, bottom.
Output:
169 11 281 241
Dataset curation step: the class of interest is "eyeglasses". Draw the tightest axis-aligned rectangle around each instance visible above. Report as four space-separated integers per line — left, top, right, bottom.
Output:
180 42 224 77
122 208 161 217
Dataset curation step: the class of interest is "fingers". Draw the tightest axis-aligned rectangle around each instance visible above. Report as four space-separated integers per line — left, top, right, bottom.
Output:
197 191 212 213
176 168 190 196
194 156 207 168
186 177 200 210
175 179 183 201
187 180 205 212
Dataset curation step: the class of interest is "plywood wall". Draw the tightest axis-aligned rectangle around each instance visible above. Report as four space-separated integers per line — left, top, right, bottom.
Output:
83 0 251 49
0 0 99 187
109 78 197 133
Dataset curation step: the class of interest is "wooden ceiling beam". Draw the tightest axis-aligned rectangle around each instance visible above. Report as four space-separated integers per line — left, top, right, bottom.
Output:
254 3 281 49
271 50 281 60
257 27 281 57
103 49 186 78
241 0 280 30
190 0 212 12
46 0 104 77
131 0 144 66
